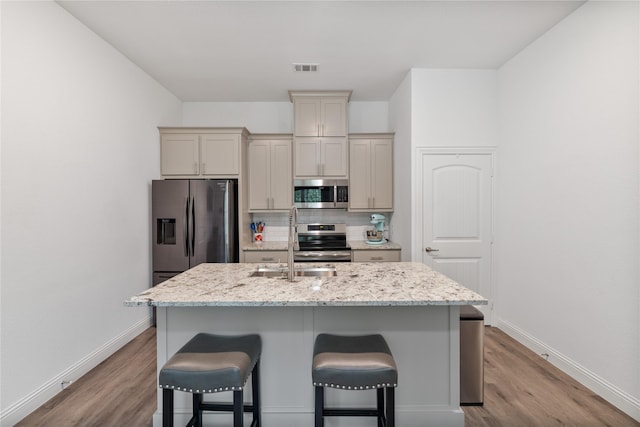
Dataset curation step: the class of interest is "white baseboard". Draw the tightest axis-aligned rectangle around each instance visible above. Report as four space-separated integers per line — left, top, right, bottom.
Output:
0 317 153 426
152 406 465 427
497 318 640 422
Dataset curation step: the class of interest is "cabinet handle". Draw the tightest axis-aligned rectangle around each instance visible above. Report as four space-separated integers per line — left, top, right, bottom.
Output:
322 123 325 137
317 124 320 137
202 162 206 174
371 256 383 261
372 197 375 207
262 257 274 261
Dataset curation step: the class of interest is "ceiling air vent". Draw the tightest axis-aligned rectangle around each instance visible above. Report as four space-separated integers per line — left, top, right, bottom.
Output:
293 63 319 72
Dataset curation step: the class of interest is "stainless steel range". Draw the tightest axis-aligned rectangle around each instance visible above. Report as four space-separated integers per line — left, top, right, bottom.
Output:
294 223 352 262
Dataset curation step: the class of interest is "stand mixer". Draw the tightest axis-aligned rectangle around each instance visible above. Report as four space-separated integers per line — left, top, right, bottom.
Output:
366 214 387 245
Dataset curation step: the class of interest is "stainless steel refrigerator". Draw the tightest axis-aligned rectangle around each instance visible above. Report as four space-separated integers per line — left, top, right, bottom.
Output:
152 179 238 286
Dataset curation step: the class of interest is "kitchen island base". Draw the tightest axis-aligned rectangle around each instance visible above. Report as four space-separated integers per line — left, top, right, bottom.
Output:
154 305 464 427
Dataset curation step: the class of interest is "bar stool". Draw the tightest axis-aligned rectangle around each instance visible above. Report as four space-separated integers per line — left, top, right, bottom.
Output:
312 333 397 427
159 333 262 427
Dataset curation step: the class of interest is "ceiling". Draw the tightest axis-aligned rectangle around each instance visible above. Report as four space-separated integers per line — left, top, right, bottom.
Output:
57 1 585 102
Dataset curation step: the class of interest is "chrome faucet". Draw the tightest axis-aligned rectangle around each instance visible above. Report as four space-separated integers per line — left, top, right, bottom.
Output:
287 205 299 281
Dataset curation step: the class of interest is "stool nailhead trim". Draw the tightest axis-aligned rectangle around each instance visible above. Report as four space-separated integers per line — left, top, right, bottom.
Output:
159 384 244 393
313 382 397 389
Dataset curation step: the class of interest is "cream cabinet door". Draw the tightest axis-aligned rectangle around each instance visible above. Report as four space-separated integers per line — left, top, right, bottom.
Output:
292 95 348 137
321 138 348 177
160 134 199 176
295 138 347 178
249 139 292 211
270 140 292 209
349 136 393 211
320 98 347 137
248 141 271 210
294 98 321 137
294 138 321 177
370 139 393 209
200 134 240 176
243 250 288 263
352 250 401 262
348 140 371 209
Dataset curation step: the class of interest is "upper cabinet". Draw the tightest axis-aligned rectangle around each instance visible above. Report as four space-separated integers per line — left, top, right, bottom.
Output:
294 137 348 178
248 135 292 211
290 90 351 137
159 128 249 178
290 91 351 178
349 134 394 212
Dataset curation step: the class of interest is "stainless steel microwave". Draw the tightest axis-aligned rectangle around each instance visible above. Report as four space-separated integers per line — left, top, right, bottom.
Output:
293 179 348 209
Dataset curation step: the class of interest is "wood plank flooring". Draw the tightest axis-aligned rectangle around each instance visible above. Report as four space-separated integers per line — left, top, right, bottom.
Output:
464 327 638 427
16 326 639 427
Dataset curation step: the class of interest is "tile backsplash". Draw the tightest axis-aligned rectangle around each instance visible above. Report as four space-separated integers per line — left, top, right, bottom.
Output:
251 211 391 242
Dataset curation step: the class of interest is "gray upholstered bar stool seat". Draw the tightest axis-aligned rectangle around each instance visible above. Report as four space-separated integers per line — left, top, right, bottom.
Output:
159 333 262 427
312 333 398 427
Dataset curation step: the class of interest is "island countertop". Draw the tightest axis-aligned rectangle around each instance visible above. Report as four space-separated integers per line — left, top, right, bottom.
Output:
126 262 487 307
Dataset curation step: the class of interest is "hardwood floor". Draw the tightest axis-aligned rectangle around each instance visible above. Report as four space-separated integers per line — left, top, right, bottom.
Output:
16 328 156 427
464 327 638 427
16 326 639 427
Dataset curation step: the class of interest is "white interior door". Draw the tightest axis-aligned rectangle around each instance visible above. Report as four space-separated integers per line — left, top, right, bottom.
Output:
419 152 493 323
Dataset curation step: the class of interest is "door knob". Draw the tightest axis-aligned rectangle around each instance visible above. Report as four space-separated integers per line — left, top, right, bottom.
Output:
425 247 439 253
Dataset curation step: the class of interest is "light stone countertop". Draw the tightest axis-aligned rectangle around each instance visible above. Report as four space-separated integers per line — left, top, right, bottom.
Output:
348 240 401 250
242 240 401 251
242 241 288 251
125 262 487 307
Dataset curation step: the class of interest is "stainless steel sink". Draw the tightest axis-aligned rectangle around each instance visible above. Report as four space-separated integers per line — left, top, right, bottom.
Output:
250 266 337 278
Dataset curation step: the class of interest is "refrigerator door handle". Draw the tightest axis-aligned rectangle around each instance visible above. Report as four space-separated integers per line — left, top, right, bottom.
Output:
184 196 190 257
191 195 196 256
224 180 230 262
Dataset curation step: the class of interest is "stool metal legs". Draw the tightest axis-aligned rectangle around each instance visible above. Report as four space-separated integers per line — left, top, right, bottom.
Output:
163 388 174 427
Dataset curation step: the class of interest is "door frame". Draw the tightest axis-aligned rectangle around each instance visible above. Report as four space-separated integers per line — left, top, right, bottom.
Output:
414 146 496 323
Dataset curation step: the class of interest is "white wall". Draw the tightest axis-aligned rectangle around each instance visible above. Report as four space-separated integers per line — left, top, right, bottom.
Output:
388 71 413 260
182 100 389 134
411 69 498 149
0 2 182 424
496 0 639 416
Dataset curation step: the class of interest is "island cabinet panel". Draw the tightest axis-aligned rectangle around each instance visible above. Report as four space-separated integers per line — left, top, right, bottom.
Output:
155 305 464 427
159 128 248 178
352 249 401 262
243 250 287 263
248 136 292 211
349 134 393 211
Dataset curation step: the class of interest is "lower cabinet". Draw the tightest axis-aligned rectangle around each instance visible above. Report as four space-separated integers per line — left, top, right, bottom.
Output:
352 250 401 262
243 251 287 263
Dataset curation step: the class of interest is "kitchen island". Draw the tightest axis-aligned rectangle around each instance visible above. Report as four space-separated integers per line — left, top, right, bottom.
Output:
126 262 487 426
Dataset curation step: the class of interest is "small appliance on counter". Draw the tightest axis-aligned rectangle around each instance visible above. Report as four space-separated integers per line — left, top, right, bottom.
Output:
366 214 387 245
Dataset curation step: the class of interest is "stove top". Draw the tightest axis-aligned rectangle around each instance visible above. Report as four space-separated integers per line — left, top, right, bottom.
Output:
297 223 349 251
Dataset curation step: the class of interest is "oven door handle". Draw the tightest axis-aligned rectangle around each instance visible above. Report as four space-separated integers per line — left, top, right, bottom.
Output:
295 252 352 262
